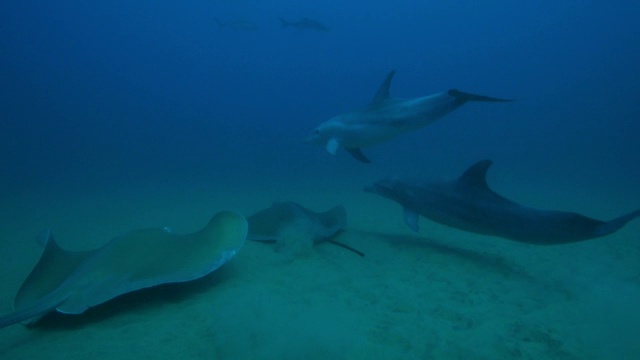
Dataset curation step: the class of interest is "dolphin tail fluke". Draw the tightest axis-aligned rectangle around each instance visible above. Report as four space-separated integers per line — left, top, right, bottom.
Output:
595 209 640 237
278 18 289 29
215 18 224 28
448 89 514 103
346 148 371 163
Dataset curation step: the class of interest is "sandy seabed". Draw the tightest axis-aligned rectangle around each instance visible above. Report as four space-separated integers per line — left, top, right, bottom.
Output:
0 174 639 360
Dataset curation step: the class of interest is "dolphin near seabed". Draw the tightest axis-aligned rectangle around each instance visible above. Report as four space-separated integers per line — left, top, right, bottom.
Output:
305 71 513 163
365 160 640 244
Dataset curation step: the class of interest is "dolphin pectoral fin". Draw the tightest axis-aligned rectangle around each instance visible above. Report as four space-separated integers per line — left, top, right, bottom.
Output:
403 208 420 232
326 138 340 155
346 148 371 163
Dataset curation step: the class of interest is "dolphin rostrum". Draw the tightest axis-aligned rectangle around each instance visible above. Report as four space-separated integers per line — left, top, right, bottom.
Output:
305 71 512 163
365 160 640 244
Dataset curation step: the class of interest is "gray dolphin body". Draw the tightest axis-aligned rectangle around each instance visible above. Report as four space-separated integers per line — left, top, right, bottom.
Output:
305 71 512 163
365 160 640 244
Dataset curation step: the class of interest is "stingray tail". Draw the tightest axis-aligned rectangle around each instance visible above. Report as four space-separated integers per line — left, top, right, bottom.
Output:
448 89 514 103
327 239 365 257
0 294 66 329
0 307 45 329
595 209 640 237
0 275 71 329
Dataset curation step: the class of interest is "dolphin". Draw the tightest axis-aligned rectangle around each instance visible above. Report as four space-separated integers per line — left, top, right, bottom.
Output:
305 71 513 163
364 160 640 244
279 17 330 32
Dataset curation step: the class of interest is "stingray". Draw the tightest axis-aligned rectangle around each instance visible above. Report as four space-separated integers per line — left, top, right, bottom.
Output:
0 211 247 329
247 202 364 256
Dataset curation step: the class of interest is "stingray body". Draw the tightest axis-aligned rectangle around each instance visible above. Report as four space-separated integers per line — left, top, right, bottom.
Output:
247 202 362 256
0 211 247 328
305 71 512 163
365 160 640 244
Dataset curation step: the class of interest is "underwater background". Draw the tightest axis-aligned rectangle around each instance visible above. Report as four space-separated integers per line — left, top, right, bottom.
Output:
1 1 639 359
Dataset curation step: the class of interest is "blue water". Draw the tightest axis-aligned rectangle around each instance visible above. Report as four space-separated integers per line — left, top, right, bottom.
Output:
1 1 639 358
2 1 638 191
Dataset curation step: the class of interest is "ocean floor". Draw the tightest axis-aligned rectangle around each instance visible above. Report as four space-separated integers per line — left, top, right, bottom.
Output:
0 174 639 360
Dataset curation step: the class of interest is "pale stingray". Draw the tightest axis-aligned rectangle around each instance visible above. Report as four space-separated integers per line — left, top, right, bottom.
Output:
247 202 363 256
0 211 247 328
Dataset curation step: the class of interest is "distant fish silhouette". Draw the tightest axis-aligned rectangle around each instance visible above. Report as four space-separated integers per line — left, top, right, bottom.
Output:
279 17 330 32
215 18 259 31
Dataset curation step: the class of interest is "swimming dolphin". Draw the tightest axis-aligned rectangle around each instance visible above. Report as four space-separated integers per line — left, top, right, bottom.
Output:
279 17 330 32
365 160 640 244
305 71 512 163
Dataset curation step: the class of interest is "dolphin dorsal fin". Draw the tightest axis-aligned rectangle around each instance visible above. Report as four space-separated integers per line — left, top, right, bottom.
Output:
456 160 493 191
370 70 396 107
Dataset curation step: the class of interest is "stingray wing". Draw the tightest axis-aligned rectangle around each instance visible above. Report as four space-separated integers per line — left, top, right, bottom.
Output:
57 211 247 314
10 230 100 325
246 202 300 241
